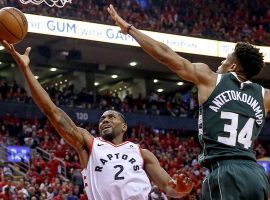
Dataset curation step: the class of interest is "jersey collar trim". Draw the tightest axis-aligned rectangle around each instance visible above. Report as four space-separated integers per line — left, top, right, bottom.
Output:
98 137 129 147
230 72 252 84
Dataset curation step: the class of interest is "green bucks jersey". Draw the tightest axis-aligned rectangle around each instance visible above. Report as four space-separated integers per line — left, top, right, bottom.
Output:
198 72 265 166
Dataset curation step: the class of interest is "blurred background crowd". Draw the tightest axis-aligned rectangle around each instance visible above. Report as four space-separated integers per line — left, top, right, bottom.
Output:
0 111 268 199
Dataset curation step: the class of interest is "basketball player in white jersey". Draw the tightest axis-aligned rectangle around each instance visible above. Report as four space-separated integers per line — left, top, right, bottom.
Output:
1 40 193 199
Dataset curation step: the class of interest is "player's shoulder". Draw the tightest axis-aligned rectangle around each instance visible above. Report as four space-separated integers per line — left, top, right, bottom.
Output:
192 63 218 85
140 148 155 160
193 62 214 73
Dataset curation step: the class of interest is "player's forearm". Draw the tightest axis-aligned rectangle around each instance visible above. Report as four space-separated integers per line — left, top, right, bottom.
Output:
22 66 85 149
23 67 83 148
128 26 184 72
22 66 58 118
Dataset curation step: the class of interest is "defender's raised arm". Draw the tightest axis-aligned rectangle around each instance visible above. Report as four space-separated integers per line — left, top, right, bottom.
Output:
107 4 216 88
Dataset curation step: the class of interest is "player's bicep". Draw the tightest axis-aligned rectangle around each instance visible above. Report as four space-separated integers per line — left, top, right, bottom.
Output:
143 149 171 190
161 52 215 85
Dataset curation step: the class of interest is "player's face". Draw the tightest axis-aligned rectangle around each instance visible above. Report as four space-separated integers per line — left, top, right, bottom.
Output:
216 53 236 74
99 110 125 141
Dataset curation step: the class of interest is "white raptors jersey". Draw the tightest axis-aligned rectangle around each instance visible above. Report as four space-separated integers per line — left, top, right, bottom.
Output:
81 137 151 200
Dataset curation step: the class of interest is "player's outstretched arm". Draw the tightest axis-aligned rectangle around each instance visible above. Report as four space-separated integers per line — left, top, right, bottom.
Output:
107 4 215 86
142 149 193 198
1 40 93 156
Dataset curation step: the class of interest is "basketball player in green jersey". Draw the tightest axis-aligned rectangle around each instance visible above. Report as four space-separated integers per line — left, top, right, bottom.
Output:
108 4 270 200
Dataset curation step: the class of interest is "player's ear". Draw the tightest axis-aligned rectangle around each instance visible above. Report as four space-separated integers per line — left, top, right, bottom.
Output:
228 63 237 72
122 123 127 133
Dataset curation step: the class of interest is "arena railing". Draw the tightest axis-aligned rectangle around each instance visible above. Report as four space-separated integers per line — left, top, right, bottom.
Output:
36 146 67 178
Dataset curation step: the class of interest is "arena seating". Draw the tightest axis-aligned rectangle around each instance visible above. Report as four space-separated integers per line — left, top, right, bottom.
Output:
3 0 270 45
1 0 270 199
0 110 268 199
0 78 199 118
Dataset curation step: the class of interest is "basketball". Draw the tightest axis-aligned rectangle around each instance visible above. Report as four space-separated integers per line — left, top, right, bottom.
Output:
175 174 193 194
0 7 28 44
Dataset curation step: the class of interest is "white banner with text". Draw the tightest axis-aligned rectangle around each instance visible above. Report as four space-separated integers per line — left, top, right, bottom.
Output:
25 14 270 63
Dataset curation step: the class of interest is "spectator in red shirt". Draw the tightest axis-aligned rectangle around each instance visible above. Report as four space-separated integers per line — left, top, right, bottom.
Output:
48 153 60 175
40 134 53 150
0 187 11 200
33 154 46 173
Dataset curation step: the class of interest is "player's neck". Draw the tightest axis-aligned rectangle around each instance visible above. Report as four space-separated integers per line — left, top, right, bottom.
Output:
111 136 124 145
232 70 249 82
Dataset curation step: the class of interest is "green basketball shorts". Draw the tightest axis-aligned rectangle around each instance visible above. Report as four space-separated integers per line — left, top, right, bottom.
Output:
202 159 270 200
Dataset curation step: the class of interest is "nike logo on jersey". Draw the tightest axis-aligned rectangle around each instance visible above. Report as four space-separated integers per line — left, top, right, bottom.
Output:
97 143 104 146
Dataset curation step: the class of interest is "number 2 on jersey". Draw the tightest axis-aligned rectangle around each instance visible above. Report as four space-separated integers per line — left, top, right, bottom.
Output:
218 111 254 149
114 165 125 180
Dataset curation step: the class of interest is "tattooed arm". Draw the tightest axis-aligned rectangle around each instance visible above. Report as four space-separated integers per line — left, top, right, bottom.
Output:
1 41 93 167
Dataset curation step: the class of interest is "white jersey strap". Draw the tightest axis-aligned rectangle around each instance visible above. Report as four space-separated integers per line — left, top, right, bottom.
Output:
216 74 222 86
262 86 265 99
231 72 252 83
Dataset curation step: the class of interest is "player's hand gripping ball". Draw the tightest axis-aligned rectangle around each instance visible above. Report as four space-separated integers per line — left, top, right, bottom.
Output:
170 173 193 194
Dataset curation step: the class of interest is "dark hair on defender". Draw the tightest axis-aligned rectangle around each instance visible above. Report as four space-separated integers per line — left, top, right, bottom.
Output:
233 42 265 79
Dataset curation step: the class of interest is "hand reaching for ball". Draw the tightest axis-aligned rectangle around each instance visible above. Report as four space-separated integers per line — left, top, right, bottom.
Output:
1 40 31 71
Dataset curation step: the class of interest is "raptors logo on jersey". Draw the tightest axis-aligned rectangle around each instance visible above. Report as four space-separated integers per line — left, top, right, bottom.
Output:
81 137 151 200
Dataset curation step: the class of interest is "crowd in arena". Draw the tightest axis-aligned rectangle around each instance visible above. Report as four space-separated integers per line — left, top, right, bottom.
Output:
0 110 268 199
0 111 202 199
2 0 270 45
0 78 199 118
2 77 270 120
0 68 269 199
1 0 270 199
